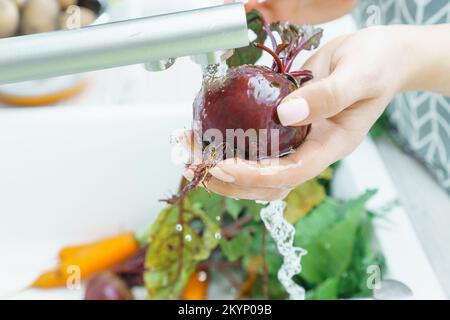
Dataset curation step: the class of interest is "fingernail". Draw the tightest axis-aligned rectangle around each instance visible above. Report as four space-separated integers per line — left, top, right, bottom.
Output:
277 98 309 126
183 169 194 181
210 167 235 183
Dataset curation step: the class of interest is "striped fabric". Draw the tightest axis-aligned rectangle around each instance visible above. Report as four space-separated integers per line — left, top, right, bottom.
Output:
353 0 450 193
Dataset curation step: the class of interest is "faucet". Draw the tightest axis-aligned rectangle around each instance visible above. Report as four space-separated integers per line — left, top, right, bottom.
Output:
0 3 249 85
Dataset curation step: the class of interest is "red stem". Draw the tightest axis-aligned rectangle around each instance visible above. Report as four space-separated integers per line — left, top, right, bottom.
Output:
290 70 313 77
285 42 306 72
221 214 253 240
255 43 285 73
263 21 277 52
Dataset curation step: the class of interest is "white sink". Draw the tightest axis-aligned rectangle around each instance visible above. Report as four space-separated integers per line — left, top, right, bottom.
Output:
0 103 445 299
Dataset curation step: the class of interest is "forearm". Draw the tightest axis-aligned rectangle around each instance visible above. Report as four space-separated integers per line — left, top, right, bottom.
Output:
401 24 450 96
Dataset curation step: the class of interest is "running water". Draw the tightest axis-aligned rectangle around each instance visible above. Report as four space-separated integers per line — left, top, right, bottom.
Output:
202 62 228 83
259 200 307 300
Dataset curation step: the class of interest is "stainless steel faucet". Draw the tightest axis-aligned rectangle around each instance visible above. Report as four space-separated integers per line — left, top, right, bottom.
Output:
0 3 249 85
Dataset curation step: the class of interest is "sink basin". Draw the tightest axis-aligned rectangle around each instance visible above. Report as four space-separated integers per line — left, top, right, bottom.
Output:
0 104 445 299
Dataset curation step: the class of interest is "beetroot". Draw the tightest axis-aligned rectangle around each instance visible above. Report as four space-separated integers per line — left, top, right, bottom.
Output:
193 18 323 161
194 65 309 160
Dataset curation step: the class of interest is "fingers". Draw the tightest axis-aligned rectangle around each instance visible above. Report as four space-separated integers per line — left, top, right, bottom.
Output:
204 177 291 201
213 99 381 190
244 0 259 11
215 134 331 189
277 36 367 127
301 35 350 80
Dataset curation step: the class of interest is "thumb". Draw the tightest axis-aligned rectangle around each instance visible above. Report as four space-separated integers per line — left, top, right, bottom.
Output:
277 69 363 126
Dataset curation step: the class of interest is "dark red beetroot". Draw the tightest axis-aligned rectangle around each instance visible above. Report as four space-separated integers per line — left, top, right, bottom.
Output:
194 65 309 160
193 21 322 161
85 271 133 300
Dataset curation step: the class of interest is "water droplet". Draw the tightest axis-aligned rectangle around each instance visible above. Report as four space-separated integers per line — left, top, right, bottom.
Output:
198 271 208 282
214 233 222 240
175 224 183 232
185 234 192 242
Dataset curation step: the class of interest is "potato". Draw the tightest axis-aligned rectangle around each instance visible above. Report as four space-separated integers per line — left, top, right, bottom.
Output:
21 0 61 35
0 0 20 38
59 0 76 9
60 6 97 29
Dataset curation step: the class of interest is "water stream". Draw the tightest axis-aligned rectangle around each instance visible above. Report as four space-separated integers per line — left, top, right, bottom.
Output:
259 200 307 300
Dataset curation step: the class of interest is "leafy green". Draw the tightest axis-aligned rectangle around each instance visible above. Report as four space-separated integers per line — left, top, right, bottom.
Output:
188 188 224 221
240 189 383 300
220 231 253 262
306 277 339 300
296 191 376 285
144 198 220 299
284 178 327 224
143 171 385 300
337 210 385 298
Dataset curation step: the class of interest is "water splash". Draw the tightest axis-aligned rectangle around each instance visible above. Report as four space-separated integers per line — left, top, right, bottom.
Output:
202 62 228 84
260 200 307 300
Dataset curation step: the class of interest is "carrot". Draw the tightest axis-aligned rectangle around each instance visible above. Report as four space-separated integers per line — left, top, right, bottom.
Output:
182 270 209 300
32 270 66 288
32 232 139 289
58 244 92 261
59 232 138 279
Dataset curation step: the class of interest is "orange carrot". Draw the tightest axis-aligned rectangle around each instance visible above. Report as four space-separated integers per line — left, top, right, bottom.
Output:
32 270 67 288
59 232 138 279
182 270 209 300
58 244 92 261
32 232 139 289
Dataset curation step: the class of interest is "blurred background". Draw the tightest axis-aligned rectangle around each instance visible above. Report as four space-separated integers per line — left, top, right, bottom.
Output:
0 0 449 300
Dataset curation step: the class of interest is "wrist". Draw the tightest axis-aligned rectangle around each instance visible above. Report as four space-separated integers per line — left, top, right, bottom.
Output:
396 24 450 95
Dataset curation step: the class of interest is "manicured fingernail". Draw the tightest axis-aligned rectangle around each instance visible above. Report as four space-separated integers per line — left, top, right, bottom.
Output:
277 98 309 126
210 167 235 183
183 169 194 181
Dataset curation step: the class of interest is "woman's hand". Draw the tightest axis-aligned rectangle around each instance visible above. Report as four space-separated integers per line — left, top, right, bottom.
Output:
182 25 450 201
245 0 357 24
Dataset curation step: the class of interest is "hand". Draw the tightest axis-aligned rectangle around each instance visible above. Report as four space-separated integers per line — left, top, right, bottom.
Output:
182 25 449 201
245 0 357 24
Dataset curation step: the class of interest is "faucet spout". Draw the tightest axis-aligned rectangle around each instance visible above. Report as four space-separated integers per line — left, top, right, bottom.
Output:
0 3 249 85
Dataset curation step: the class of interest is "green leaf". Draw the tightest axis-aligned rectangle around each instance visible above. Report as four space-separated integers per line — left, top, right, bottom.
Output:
188 188 225 222
338 210 385 298
284 179 327 224
227 10 267 67
224 198 264 220
220 231 253 262
144 198 220 299
225 198 243 220
298 26 324 50
306 277 339 300
294 191 376 285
